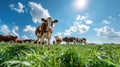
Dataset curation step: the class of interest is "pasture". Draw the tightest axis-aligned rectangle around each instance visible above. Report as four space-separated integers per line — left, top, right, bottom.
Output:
0 43 120 67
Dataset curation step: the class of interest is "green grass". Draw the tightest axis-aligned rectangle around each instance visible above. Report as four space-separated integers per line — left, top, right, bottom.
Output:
0 43 120 67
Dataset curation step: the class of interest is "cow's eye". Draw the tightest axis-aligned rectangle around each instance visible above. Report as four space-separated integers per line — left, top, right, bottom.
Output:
44 20 47 22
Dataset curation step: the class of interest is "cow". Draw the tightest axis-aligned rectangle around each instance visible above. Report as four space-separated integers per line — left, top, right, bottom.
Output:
23 39 35 43
0 35 18 43
34 40 47 44
62 36 87 45
53 41 56 44
35 17 58 49
62 37 69 44
62 36 76 44
76 37 87 45
54 36 63 45
17 40 23 43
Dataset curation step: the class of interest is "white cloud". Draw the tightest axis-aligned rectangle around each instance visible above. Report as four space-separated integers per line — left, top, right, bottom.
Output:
76 15 80 21
21 35 30 39
55 32 63 36
102 20 110 24
64 29 71 36
74 22 90 33
9 2 25 13
0 25 19 37
56 14 90 36
11 26 19 37
55 22 90 36
13 26 19 31
29 2 50 23
94 26 120 39
64 22 90 36
11 29 19 36
0 25 10 35
23 25 36 35
76 15 87 21
76 14 93 25
108 16 112 19
85 20 93 24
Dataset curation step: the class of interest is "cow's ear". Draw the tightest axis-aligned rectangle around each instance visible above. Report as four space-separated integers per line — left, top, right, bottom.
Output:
53 20 58 23
41 18 45 21
41 18 47 22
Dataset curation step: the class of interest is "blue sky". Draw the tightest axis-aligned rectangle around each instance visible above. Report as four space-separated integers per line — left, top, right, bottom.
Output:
0 0 120 44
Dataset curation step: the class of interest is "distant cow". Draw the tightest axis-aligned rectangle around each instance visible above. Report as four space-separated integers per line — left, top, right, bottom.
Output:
17 40 23 43
35 17 58 49
76 37 87 45
62 37 69 44
23 39 34 43
53 41 56 44
53 36 63 44
62 37 76 44
0 35 18 43
34 40 47 44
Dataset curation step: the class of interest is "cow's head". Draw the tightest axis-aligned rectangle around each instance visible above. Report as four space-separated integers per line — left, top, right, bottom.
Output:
41 17 58 32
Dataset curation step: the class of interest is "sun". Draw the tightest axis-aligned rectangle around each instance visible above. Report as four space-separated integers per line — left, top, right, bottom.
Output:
72 0 88 11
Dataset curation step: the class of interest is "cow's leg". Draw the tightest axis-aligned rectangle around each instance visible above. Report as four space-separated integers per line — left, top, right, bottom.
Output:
36 37 41 48
74 40 76 45
67 41 69 45
37 37 39 44
36 38 39 48
58 42 60 45
48 38 50 50
84 40 87 45
41 36 44 49
56 41 58 45
14 40 17 45
68 41 70 45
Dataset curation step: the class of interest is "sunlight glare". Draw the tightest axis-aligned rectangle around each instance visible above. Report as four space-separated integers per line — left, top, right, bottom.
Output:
73 0 88 11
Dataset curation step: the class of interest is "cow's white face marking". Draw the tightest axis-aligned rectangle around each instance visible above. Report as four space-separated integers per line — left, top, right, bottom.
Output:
47 17 52 28
46 17 54 31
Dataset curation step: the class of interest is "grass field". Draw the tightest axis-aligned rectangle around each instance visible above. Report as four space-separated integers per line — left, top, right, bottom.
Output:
0 43 120 67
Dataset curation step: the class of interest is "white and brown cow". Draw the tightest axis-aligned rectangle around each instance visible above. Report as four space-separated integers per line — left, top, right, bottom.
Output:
35 17 58 49
53 36 63 45
76 37 87 45
62 36 76 44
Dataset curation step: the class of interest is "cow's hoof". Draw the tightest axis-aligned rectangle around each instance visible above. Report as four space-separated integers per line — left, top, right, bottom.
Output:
48 48 50 50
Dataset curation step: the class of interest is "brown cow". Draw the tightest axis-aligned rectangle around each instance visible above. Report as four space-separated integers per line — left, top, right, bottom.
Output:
35 17 58 49
23 39 35 43
0 35 18 43
54 36 62 44
17 40 23 43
